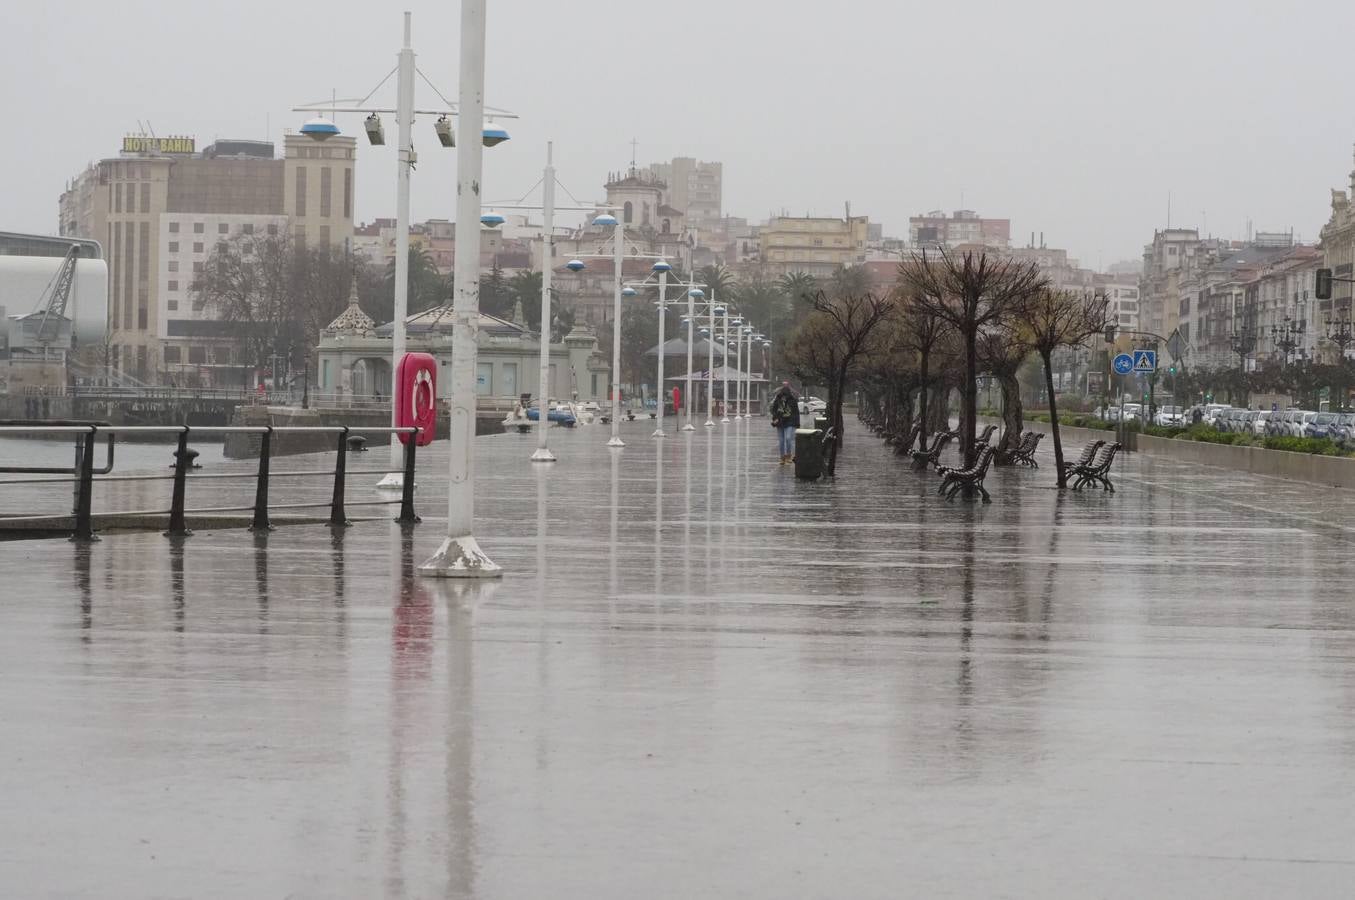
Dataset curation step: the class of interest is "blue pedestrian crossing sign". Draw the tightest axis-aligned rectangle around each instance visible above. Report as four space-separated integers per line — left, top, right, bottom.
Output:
1112 353 1134 375
1132 349 1157 373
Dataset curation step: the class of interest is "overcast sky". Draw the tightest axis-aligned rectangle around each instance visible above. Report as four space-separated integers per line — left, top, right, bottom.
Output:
7 0 1355 269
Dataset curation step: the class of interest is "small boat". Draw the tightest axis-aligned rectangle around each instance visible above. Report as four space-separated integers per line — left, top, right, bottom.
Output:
527 407 577 427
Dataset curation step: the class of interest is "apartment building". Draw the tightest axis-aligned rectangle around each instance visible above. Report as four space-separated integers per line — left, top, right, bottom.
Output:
758 215 869 277
58 132 356 383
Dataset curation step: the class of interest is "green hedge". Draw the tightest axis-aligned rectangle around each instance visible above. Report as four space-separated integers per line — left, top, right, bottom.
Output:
1262 436 1344 456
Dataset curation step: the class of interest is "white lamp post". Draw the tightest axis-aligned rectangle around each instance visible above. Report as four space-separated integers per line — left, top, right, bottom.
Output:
293 11 515 489
420 0 500 578
720 304 733 424
594 212 625 448
651 261 672 437
532 143 558 462
704 300 723 427
684 287 704 432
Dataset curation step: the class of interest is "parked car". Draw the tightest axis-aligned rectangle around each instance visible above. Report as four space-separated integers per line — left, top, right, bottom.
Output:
1154 405 1184 427
1122 402 1143 422
1331 412 1355 448
1251 409 1272 436
1209 406 1234 429
805 396 828 413
1287 410 1318 437
1305 411 1339 440
1265 410 1289 436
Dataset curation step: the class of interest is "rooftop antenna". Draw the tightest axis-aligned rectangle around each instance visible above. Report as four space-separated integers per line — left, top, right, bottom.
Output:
629 137 638 171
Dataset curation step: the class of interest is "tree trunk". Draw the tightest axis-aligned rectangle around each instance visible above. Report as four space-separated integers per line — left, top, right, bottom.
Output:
917 349 930 450
831 360 850 448
994 374 1023 463
1043 350 1067 487
963 330 978 465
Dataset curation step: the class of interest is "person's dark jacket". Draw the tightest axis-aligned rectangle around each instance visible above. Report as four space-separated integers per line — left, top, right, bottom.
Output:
770 389 800 428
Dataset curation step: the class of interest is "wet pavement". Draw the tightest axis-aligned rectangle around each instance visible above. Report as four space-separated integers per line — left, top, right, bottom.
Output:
3 418 1355 898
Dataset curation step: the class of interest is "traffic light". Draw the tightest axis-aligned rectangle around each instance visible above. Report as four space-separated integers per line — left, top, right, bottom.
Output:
1169 364 1177 376
1104 324 1116 344
1317 268 1333 301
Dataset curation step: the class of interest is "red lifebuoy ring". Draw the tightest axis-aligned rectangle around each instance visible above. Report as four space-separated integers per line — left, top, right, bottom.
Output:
395 352 438 446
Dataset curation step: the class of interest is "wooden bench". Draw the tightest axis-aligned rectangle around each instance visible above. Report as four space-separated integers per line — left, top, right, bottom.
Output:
1070 442 1121 492
889 420 924 455
1007 430 1044 467
911 431 954 469
1058 439 1104 478
938 444 996 502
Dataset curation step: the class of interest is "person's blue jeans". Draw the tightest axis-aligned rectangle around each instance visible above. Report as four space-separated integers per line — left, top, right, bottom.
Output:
778 424 796 457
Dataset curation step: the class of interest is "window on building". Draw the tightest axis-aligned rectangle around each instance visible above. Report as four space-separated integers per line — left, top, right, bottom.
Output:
343 168 352 219
164 346 181 364
193 262 203 273
114 183 122 213
242 223 254 235
191 242 202 254
138 309 148 329
140 183 150 213
320 168 332 217
623 201 633 224
193 222 204 234
661 219 671 234
167 299 179 311
295 167 307 217
188 346 207 365
215 347 232 365
168 222 179 234
813 239 824 247
168 241 179 253
319 225 330 246
267 223 277 236
192 298 205 312
1168 246 1177 255
167 280 178 291
218 223 229 234
168 261 179 273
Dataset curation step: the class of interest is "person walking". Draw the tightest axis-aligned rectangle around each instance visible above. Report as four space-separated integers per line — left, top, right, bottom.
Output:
769 381 801 465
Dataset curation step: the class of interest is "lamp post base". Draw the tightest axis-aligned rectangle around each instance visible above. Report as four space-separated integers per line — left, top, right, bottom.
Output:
418 535 503 579
652 429 666 437
704 419 715 427
681 423 696 432
530 448 557 462
720 417 731 424
376 472 405 491
607 436 625 447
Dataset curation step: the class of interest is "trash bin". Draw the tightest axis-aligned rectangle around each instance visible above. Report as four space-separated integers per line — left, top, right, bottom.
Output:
794 428 824 480
813 415 829 432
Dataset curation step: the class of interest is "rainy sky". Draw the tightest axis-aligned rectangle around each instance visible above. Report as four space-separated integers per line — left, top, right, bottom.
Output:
6 0 1355 268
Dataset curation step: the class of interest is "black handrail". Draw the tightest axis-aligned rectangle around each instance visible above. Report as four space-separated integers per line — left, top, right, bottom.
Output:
0 423 422 540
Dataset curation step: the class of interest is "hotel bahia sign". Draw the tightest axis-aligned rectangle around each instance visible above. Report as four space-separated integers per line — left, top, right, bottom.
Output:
121 135 196 155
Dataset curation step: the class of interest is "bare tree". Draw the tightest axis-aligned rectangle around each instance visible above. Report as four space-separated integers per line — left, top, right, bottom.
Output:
891 283 951 449
1021 289 1111 485
900 248 1047 464
784 290 894 451
977 328 1033 461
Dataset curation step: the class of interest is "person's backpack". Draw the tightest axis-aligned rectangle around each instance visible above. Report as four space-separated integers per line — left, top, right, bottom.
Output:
771 393 793 423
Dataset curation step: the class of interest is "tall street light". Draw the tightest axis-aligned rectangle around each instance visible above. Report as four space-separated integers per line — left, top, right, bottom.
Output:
294 11 515 490
703 296 724 427
485 145 600 462
420 0 501 578
720 303 733 424
684 286 704 431
651 261 672 437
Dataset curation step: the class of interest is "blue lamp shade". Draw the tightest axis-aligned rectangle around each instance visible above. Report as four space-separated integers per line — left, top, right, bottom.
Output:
480 212 506 228
763 341 773 348
651 260 673 273
731 316 743 325
622 287 638 297
481 123 510 147
300 117 340 140
700 328 710 336
688 288 705 299
592 213 618 227
713 305 726 315
565 259 586 272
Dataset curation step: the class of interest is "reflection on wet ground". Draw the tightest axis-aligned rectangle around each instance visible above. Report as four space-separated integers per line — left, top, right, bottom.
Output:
3 420 1355 898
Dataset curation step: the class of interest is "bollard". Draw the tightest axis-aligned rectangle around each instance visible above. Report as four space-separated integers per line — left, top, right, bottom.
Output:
347 434 368 453
250 427 274 531
397 431 420 524
71 430 98 542
166 428 198 537
329 428 351 527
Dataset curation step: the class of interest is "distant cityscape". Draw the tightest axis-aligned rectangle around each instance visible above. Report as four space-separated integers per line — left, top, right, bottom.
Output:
5 127 1355 396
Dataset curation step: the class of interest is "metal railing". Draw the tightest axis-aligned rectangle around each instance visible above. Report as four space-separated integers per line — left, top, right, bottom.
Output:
0 423 421 540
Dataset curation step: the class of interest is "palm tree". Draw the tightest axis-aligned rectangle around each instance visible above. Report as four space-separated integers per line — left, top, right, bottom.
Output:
384 245 444 315
697 264 736 301
777 270 818 308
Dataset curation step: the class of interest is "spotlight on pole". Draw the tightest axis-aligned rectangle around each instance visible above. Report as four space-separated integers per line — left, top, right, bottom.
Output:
363 112 386 145
435 114 455 148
